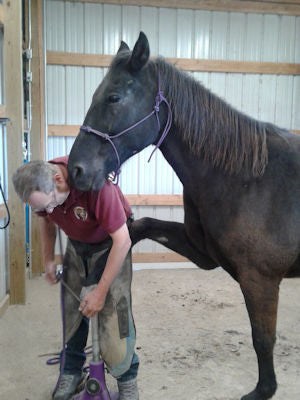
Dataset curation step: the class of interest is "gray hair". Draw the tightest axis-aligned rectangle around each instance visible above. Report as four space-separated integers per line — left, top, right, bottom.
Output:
12 160 58 203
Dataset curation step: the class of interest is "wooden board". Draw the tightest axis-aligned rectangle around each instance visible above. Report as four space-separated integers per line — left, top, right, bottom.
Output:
126 194 183 206
30 0 46 276
59 0 300 16
47 52 300 76
132 252 188 263
47 124 300 137
56 252 188 264
4 0 26 304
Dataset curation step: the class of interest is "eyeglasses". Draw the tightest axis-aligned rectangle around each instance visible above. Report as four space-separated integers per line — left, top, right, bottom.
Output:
31 190 59 213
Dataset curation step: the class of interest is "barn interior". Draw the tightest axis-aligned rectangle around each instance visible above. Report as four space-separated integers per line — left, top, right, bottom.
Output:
0 1 299 399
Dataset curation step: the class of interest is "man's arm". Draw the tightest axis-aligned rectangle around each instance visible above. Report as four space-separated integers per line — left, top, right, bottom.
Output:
79 222 131 318
39 216 57 284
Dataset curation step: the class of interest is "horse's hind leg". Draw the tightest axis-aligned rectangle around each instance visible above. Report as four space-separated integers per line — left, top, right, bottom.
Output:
239 271 281 400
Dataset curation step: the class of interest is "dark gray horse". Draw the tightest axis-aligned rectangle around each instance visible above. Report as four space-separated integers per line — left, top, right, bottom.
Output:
68 32 300 400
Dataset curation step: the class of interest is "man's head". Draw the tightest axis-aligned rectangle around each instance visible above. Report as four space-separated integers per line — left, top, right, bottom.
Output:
13 160 70 213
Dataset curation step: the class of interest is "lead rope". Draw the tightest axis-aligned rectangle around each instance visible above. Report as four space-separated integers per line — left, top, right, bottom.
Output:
80 71 172 185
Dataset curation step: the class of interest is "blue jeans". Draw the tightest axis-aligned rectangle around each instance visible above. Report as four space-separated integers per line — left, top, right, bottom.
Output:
62 317 139 382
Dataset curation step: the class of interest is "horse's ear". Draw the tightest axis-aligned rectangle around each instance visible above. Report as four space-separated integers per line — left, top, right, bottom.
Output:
129 31 150 72
117 41 130 54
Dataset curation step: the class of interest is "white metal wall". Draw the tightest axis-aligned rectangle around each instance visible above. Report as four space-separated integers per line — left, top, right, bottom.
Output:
46 1 300 256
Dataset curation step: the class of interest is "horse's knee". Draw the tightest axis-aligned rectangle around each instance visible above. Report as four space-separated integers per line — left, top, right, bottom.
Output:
252 331 276 355
129 217 150 245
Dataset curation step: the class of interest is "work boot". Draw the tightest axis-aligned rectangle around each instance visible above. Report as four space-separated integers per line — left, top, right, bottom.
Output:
52 373 84 400
117 378 139 400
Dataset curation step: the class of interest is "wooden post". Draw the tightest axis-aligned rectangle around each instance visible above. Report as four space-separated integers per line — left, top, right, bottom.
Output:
4 0 26 304
30 0 45 276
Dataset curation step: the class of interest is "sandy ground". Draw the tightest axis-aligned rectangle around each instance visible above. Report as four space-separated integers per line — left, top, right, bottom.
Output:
0 265 300 400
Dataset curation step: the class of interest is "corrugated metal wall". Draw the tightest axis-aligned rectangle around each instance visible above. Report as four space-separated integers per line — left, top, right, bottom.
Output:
45 0 300 258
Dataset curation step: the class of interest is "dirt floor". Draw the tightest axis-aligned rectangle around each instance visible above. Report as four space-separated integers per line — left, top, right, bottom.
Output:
0 265 300 400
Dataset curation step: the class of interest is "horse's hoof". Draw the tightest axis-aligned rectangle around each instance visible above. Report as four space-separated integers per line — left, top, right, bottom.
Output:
241 390 261 400
241 386 276 400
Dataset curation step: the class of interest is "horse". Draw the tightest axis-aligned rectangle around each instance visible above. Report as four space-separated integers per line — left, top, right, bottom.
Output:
67 32 300 400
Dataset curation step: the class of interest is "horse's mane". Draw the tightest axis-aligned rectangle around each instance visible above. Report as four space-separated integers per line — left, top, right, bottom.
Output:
154 57 281 177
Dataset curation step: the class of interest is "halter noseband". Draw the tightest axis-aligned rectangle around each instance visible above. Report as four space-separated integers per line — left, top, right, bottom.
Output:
80 73 172 184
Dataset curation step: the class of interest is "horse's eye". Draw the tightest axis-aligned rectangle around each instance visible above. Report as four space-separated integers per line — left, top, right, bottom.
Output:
108 94 121 103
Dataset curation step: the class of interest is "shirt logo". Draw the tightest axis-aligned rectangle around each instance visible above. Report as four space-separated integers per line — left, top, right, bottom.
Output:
73 206 88 221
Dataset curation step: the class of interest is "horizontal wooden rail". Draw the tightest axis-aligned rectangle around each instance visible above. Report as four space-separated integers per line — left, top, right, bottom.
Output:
48 125 300 138
56 252 188 264
0 203 8 220
0 4 4 27
126 194 183 206
60 0 300 17
47 52 300 75
170 58 300 75
132 252 188 263
48 124 80 136
0 105 7 119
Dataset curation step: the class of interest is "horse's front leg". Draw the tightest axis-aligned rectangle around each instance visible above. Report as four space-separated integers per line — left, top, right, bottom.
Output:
129 217 217 270
239 270 280 400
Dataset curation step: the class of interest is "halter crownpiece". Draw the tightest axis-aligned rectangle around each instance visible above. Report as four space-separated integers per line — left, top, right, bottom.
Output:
80 72 172 184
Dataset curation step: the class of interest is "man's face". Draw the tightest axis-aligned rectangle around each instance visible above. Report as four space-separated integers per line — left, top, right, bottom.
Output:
28 188 69 214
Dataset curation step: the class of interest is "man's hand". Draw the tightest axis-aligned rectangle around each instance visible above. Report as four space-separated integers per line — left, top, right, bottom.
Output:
79 288 106 318
45 260 57 284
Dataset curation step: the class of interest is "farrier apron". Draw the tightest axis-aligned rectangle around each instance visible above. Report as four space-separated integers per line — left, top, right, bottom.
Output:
61 235 136 378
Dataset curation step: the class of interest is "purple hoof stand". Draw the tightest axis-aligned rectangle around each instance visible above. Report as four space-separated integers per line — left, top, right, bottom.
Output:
73 360 119 400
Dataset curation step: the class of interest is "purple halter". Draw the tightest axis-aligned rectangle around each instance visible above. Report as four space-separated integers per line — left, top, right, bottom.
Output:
80 74 172 184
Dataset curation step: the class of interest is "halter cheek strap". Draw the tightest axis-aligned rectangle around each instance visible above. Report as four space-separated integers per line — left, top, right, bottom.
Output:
80 73 172 184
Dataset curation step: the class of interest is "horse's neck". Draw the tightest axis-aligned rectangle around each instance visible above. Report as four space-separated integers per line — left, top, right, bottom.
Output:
159 127 207 189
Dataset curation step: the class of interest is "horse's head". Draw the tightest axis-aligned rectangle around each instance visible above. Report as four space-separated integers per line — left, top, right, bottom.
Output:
68 32 162 191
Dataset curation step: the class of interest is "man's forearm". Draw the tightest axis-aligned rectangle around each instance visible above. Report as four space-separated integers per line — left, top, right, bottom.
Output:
39 216 57 263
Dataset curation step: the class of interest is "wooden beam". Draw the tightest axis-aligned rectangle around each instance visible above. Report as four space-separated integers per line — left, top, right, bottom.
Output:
169 58 300 75
4 0 26 304
0 4 4 27
132 252 188 263
0 203 8 220
0 105 6 119
47 52 300 75
48 124 79 137
30 0 46 276
55 252 188 264
0 294 9 318
47 52 112 68
59 0 300 16
48 124 300 141
126 194 183 206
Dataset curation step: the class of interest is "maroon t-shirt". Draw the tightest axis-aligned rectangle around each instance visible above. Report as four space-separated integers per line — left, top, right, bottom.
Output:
37 156 132 243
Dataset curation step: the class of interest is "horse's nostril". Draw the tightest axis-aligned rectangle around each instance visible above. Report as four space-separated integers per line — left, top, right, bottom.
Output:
72 165 84 181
